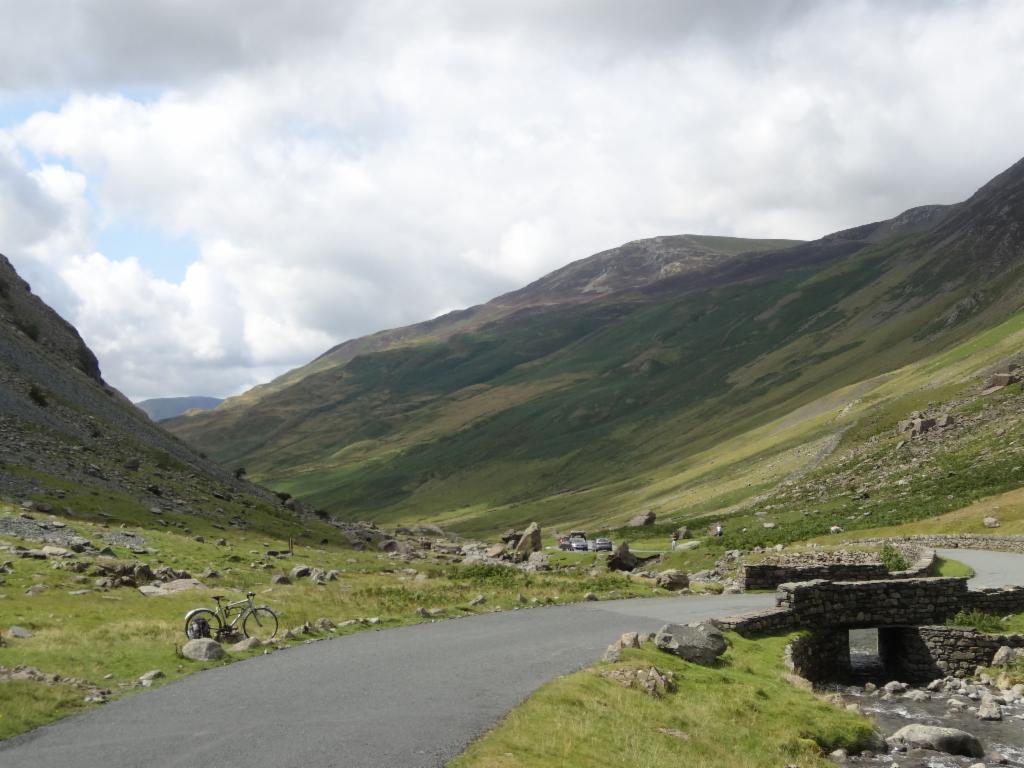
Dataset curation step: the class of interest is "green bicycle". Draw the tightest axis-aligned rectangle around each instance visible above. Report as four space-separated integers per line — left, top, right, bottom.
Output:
184 591 278 642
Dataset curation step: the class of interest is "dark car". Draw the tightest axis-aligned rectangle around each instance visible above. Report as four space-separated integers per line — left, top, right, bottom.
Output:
593 537 613 552
570 537 588 552
557 536 573 551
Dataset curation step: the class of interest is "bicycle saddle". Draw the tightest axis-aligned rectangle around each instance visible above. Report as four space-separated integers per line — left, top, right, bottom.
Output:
211 595 225 601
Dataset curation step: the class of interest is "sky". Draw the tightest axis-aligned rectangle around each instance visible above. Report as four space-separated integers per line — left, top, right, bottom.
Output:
1 0 1023 401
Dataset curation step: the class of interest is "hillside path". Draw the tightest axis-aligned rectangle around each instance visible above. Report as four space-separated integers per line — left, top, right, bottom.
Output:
3 550 1021 768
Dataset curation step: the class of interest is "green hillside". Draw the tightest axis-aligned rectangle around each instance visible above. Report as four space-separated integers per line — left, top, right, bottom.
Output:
168 157 1024 538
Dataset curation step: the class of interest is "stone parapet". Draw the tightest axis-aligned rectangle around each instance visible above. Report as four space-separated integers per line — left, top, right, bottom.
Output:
713 607 798 637
855 534 1024 555
776 577 968 628
886 625 1024 682
740 544 933 590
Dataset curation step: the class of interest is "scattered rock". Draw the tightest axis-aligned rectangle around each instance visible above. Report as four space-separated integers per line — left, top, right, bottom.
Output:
469 595 486 607
138 669 164 686
602 665 675 697
583 592 598 601
983 516 1000 529
271 574 291 585
289 565 311 579
7 625 33 639
991 646 1018 666
228 637 263 653
654 622 727 666
181 638 224 661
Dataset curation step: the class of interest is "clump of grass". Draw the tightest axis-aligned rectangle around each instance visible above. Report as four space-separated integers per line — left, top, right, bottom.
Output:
947 609 1006 634
880 543 909 572
446 563 529 587
930 556 974 578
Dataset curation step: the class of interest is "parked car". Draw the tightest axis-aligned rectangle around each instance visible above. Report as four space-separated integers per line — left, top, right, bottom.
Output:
594 537 613 552
557 536 573 551
570 537 588 552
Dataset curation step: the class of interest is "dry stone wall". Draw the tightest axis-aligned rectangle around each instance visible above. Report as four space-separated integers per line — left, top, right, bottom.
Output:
883 626 1024 682
855 534 1024 555
740 544 933 590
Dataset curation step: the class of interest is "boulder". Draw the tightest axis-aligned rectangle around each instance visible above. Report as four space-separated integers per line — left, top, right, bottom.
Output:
138 669 164 684
654 622 727 666
514 523 542 556
181 638 225 661
607 542 639 572
886 725 983 757
983 516 1000 529
289 564 312 579
270 574 291 585
655 569 690 590
7 625 33 639
627 511 656 527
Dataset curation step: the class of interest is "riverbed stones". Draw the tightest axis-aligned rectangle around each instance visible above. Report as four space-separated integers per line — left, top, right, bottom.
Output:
977 694 1002 720
181 638 224 661
655 622 727 666
886 724 984 757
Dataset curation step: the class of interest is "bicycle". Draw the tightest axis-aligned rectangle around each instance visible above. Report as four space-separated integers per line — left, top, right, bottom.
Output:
184 592 279 642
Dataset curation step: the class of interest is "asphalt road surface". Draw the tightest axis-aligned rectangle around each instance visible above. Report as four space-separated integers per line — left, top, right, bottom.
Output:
2 549 1021 768
1 592 771 768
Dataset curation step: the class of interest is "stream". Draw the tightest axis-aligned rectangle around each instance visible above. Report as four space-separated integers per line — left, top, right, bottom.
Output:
836 629 1024 767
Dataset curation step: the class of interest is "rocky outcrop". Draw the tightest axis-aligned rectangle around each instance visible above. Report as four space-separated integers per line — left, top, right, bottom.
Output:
627 511 656 527
607 542 638 572
655 569 689 590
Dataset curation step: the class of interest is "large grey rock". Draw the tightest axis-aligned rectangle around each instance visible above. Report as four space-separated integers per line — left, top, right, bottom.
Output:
655 622 727 666
7 625 33 639
289 564 311 579
181 638 225 661
886 725 983 757
607 542 638 572
514 523 542 556
655 569 689 590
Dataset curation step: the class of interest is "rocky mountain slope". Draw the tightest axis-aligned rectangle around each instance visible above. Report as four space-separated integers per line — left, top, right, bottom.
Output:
167 157 1024 537
136 396 223 422
0 255 348 545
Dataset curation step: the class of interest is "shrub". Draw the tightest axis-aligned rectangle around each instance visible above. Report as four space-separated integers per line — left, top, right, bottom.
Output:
28 384 48 407
947 609 1006 634
446 563 526 587
880 543 909 572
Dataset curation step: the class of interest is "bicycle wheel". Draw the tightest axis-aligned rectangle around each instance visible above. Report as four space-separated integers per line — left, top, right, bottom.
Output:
242 607 278 642
184 608 222 640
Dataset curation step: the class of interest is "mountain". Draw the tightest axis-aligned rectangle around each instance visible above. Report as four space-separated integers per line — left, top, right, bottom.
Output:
136 396 224 422
0 254 347 545
167 157 1024 537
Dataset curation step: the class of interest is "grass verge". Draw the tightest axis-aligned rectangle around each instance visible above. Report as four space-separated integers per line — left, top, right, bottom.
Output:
450 633 880 768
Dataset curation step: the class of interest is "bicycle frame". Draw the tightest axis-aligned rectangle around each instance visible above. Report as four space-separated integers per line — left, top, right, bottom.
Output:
216 594 255 631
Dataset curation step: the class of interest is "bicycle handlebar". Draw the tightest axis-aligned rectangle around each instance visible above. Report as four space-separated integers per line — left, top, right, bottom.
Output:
247 591 255 597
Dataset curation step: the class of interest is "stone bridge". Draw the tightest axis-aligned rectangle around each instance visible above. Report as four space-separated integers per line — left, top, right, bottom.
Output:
717 577 1024 683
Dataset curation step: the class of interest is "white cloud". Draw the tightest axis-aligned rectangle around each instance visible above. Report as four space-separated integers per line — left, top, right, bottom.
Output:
1 0 1023 400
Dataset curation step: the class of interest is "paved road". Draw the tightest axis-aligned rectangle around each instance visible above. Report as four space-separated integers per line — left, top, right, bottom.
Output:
935 548 1024 587
0 593 771 768
3 549 1021 768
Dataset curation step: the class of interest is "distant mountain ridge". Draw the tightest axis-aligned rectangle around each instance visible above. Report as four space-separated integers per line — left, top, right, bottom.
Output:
166 156 1024 537
136 396 223 421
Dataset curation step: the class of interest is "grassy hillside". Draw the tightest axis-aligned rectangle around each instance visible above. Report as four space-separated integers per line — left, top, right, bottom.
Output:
168 157 1024 538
